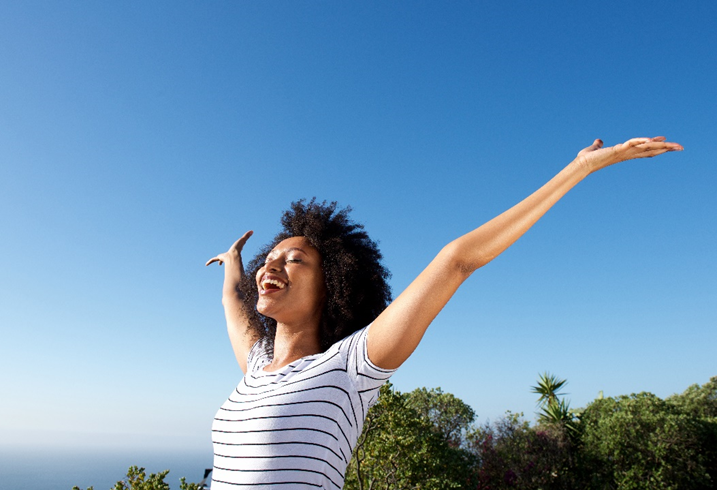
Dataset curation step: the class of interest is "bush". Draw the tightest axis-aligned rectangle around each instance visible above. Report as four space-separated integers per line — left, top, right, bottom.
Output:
72 466 202 490
467 412 576 489
344 384 475 490
578 392 712 490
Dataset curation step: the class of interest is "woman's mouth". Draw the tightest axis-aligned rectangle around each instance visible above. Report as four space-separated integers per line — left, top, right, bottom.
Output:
260 277 287 294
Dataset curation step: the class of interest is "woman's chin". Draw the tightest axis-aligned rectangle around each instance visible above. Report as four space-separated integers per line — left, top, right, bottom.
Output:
256 305 271 317
256 301 278 320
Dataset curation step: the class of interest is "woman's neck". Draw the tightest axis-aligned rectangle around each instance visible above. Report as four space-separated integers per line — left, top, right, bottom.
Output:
265 321 321 371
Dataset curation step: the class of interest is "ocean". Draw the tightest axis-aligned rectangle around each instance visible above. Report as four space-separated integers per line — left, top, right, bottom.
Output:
0 446 213 490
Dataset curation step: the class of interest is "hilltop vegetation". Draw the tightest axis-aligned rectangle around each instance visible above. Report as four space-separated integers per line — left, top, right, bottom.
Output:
72 466 203 490
73 376 716 490
344 376 717 490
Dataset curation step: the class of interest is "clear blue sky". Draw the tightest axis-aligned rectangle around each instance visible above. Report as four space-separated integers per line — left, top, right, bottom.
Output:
1 0 715 457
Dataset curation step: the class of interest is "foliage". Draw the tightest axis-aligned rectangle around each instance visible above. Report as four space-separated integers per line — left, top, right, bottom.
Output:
666 376 717 484
110 466 169 490
666 376 717 419
531 372 578 436
470 374 717 489
72 377 717 490
578 392 713 490
344 383 475 490
406 386 476 448
467 411 577 489
72 466 202 490
179 477 203 490
532 372 568 410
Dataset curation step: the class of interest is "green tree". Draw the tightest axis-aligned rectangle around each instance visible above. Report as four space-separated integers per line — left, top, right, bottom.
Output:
72 466 202 490
344 383 474 490
578 392 712 490
666 377 717 487
406 386 475 448
666 376 717 419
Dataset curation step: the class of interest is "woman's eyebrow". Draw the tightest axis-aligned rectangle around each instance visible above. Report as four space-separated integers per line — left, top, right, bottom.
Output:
267 247 307 259
285 247 307 255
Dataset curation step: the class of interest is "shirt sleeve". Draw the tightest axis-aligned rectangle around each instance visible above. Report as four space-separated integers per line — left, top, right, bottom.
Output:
339 324 396 410
246 339 270 374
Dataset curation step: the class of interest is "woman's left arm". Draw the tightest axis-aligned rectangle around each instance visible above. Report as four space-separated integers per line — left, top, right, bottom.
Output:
367 137 683 370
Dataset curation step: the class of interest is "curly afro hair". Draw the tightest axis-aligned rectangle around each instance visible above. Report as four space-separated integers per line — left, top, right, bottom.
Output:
240 199 392 354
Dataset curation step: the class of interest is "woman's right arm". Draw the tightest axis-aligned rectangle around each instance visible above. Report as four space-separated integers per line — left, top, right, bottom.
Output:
366 137 683 370
206 230 260 373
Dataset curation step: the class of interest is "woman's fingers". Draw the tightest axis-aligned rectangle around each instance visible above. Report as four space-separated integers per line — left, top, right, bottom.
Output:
612 138 683 163
624 137 652 147
206 256 224 266
586 138 603 151
206 230 254 266
576 139 604 157
628 139 683 152
231 230 254 252
577 136 682 173
620 137 680 151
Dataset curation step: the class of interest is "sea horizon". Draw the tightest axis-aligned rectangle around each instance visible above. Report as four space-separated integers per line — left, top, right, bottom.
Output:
0 444 213 490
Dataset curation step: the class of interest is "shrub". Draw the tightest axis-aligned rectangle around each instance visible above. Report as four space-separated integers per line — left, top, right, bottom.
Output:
578 392 712 490
466 412 577 489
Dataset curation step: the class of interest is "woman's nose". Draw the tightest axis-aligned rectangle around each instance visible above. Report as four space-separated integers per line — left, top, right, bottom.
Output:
265 256 283 271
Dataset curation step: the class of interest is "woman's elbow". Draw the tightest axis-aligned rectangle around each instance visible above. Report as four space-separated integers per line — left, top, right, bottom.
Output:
440 240 490 278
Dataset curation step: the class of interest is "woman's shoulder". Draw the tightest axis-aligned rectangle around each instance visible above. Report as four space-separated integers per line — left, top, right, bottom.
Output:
330 324 370 354
333 324 395 374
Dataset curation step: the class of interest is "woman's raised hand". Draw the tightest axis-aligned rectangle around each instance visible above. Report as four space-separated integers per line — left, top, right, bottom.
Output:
576 136 683 174
206 230 254 267
207 230 257 373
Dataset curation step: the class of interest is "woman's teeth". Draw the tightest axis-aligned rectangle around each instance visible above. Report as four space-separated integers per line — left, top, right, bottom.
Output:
262 279 286 290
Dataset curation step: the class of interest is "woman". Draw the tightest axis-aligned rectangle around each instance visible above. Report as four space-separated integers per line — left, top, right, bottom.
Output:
206 137 682 489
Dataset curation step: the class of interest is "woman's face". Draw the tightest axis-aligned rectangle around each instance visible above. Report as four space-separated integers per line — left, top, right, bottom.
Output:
255 236 326 328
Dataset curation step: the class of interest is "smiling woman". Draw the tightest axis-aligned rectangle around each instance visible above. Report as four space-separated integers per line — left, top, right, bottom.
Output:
205 137 683 489
206 199 394 489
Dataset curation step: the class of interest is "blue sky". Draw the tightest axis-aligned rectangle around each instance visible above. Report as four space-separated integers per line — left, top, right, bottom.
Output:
1 0 715 459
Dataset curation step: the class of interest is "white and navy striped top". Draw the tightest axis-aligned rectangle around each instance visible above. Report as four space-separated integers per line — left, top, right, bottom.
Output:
211 325 395 489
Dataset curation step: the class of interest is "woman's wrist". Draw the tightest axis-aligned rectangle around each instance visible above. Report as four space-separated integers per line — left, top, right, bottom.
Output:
568 156 599 179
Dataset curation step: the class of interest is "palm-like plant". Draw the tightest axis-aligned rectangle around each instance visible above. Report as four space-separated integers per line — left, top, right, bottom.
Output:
531 372 576 432
532 372 568 409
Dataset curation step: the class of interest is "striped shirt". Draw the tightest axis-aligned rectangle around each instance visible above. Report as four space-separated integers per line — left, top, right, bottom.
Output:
211 325 395 489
